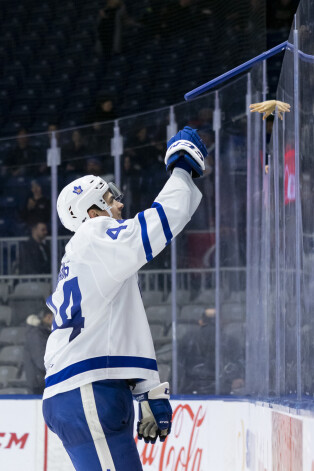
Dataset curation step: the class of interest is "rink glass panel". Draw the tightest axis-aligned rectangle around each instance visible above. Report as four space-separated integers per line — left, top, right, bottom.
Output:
216 76 247 395
297 2 314 398
174 94 216 395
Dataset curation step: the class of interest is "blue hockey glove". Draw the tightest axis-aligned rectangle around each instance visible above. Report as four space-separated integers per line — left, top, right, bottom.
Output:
134 382 172 444
165 126 208 178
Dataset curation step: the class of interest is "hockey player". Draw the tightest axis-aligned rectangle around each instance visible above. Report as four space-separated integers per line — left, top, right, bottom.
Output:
42 127 207 471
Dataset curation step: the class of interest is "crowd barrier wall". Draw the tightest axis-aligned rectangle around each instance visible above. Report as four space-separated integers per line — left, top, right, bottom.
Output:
0 397 313 471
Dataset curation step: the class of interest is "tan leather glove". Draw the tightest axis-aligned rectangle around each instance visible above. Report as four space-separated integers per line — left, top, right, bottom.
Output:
249 100 290 120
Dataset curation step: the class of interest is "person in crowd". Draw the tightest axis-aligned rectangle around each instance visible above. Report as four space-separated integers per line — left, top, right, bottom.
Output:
24 311 53 394
23 180 50 227
62 130 87 174
85 156 114 180
86 95 117 125
85 96 117 157
4 128 39 177
126 125 166 209
19 222 50 275
97 0 134 57
178 307 216 394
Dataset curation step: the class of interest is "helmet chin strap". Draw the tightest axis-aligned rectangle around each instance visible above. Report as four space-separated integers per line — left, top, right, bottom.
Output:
103 201 113 218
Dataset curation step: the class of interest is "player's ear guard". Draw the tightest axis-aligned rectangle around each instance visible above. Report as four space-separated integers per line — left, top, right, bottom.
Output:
134 382 172 444
165 126 208 178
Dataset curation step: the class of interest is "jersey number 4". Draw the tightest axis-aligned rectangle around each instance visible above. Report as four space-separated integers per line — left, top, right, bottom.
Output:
106 225 127 240
51 277 85 342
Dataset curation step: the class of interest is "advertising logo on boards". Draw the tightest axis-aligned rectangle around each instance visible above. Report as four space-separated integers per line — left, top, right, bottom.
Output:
0 432 29 449
135 403 206 470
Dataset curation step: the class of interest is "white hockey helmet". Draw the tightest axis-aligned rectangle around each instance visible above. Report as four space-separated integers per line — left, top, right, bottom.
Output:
57 175 123 232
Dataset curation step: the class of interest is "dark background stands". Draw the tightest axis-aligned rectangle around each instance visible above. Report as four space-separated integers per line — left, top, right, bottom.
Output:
19 222 51 275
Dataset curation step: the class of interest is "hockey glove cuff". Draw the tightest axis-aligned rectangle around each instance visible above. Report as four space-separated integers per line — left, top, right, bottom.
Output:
165 126 208 178
134 382 172 444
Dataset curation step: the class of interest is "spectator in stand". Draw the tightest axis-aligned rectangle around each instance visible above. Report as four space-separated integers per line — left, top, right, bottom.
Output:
62 130 87 175
97 0 134 57
86 95 117 125
126 125 165 207
128 125 159 168
85 156 114 180
178 307 216 394
23 180 50 227
86 96 116 153
4 128 39 177
19 222 50 275
24 311 53 394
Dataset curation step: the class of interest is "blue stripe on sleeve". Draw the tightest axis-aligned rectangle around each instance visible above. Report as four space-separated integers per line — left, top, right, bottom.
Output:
138 211 153 261
45 355 158 388
152 201 173 246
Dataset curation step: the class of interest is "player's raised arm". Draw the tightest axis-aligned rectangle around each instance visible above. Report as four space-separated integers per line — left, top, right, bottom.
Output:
82 127 207 282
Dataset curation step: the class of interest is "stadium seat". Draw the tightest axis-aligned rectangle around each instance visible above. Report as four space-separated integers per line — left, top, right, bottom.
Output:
0 195 18 217
7 368 27 388
221 303 245 322
27 18 47 36
150 324 171 348
228 291 246 303
0 366 19 388
0 387 29 394
118 98 141 116
146 305 172 325
123 84 146 100
41 88 65 109
193 289 215 305
180 305 205 323
0 76 17 93
8 282 51 322
0 284 9 304
27 61 51 81
222 322 245 341
4 176 30 208
0 327 27 347
177 322 200 341
141 290 164 307
0 345 24 366
165 290 190 306
6 58 27 77
45 31 67 50
155 343 172 364
31 118 53 133
36 102 61 118
0 306 13 327
11 281 51 299
158 363 171 383
10 104 33 125
16 88 41 108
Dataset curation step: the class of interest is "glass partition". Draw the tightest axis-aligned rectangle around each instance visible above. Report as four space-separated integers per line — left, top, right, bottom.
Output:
0 0 313 401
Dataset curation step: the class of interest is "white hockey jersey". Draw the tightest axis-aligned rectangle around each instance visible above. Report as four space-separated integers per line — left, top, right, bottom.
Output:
43 168 202 399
